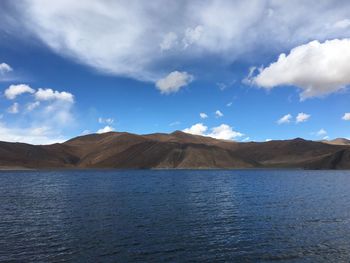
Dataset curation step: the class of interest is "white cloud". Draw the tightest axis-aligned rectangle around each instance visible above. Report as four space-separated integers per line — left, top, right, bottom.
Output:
35 88 74 103
277 114 292 124
226 102 233 107
7 102 19 114
98 117 114 125
334 19 350 29
4 84 35 99
199 112 208 119
0 123 66 145
0 63 13 74
342 113 350 121
97 125 114 134
215 110 223 118
183 123 208 136
183 123 243 140
207 124 243 140
183 25 203 48
0 84 76 144
156 71 194 94
5 0 350 85
296 112 310 123
160 32 178 51
26 101 40 111
316 128 327 136
250 39 350 100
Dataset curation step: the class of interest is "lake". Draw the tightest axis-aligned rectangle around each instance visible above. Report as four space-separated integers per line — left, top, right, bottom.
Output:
1 170 350 262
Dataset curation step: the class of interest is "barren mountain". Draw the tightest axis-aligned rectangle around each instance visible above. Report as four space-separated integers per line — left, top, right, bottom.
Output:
322 138 350 145
1 131 350 169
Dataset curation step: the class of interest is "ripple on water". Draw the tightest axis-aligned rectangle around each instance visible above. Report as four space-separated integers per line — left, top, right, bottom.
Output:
1 169 350 262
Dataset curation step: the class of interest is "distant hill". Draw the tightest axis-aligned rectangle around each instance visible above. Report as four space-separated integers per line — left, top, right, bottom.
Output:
1 131 350 169
322 138 350 145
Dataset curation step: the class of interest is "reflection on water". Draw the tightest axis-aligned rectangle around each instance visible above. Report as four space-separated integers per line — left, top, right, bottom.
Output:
1 170 350 262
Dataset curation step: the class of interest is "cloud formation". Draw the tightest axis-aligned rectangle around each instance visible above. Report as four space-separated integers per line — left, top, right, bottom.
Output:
0 63 12 74
98 117 114 125
200 112 208 119
296 112 310 123
7 0 350 83
0 84 76 144
215 110 223 118
160 32 178 51
0 123 66 145
97 125 114 134
207 124 243 140
35 88 74 103
26 101 40 111
250 39 350 100
316 128 327 136
277 114 292 124
183 123 243 140
183 123 208 136
5 84 35 99
7 102 19 114
156 71 194 94
342 113 350 121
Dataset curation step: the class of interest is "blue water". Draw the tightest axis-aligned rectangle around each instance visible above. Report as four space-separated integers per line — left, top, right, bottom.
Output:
1 170 350 262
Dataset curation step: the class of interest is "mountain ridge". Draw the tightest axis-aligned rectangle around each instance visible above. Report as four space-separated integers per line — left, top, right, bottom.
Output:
1 131 350 169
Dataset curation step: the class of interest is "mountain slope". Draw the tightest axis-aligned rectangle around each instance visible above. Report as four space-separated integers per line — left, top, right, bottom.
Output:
1 131 350 169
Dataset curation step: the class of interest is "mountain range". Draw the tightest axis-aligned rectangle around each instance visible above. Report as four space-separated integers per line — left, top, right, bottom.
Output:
1 131 350 170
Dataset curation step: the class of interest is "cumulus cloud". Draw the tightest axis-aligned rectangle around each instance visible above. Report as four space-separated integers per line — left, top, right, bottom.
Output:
0 84 76 144
342 113 350 121
200 112 208 119
226 102 233 107
35 88 74 103
207 124 243 140
183 123 208 136
4 84 35 99
7 102 19 114
183 123 243 140
215 110 223 118
156 71 194 94
296 112 310 123
97 125 114 134
0 63 12 74
250 39 350 100
277 114 292 124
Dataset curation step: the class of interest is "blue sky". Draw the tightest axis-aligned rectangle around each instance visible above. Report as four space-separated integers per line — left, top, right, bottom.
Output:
1 0 350 144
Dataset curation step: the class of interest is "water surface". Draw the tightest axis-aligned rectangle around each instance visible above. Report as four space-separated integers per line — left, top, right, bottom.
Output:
1 170 350 262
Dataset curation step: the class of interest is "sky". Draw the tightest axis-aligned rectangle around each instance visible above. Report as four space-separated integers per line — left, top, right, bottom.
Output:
1 0 350 144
